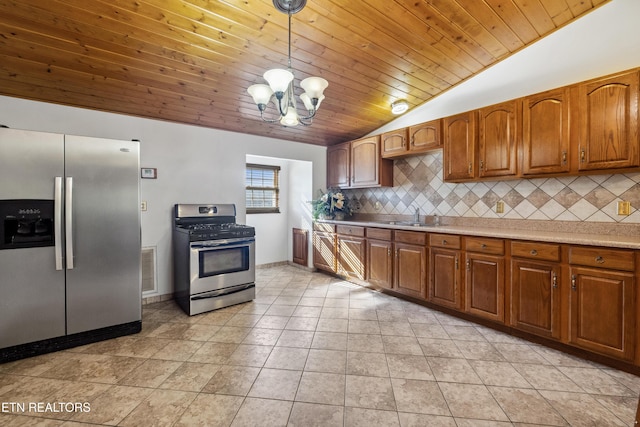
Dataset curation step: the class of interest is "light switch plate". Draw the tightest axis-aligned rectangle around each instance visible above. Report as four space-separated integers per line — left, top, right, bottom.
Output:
617 200 630 216
141 201 148 211
496 201 504 214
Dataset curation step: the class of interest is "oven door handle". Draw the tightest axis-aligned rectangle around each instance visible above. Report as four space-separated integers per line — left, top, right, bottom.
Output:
191 283 255 300
191 237 255 249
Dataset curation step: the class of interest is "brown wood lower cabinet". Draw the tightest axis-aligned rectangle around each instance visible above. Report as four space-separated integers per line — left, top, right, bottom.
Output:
367 238 393 290
511 259 561 339
510 241 562 339
429 233 462 309
465 237 505 323
314 222 640 369
336 225 366 280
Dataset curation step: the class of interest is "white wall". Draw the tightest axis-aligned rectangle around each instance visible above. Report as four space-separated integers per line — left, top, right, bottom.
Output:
373 0 640 135
0 97 326 297
244 155 313 267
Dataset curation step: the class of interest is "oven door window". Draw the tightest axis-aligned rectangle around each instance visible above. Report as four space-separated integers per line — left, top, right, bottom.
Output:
199 246 250 278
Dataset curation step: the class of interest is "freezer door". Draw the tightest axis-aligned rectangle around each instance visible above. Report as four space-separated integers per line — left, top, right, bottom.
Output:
64 135 141 334
0 128 66 348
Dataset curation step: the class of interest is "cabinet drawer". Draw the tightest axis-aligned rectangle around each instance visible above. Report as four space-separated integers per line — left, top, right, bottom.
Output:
336 225 365 237
429 233 461 249
366 227 392 241
313 222 335 233
395 230 427 245
511 241 560 261
569 246 635 271
465 237 504 255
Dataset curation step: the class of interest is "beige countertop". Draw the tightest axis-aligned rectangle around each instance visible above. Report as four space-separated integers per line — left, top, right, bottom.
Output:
318 217 640 250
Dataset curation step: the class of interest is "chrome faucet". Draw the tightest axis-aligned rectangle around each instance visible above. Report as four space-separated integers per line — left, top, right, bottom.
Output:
412 205 420 223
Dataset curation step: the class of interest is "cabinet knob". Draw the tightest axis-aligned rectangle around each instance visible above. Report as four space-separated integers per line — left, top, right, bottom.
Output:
442 239 447 245
571 274 577 291
481 243 487 249
530 249 538 256
561 151 567 165
580 148 586 163
552 272 558 289
595 256 605 264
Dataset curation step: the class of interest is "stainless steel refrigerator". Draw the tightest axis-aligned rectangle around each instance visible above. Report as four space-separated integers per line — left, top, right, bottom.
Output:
0 128 141 360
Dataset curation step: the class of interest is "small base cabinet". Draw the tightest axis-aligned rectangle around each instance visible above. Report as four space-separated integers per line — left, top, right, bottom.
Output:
429 234 462 309
394 231 427 299
510 241 562 339
336 225 366 281
568 246 636 361
366 228 393 290
312 223 336 273
465 237 505 323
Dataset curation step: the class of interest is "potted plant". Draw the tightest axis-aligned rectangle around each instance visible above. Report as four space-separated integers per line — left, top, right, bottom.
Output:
310 189 352 220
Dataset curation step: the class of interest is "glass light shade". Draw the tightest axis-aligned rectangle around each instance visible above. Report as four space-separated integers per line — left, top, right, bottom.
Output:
263 69 294 93
247 84 274 105
280 106 300 126
301 93 324 111
391 100 409 115
300 76 328 99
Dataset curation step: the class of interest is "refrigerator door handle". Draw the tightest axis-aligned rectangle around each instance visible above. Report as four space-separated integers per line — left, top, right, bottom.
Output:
54 176 63 270
65 176 74 269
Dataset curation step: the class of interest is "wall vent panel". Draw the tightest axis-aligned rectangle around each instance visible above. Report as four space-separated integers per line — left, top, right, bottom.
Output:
141 247 157 293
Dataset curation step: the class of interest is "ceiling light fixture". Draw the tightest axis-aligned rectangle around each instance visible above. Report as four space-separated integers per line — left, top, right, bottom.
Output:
391 100 409 115
247 0 328 127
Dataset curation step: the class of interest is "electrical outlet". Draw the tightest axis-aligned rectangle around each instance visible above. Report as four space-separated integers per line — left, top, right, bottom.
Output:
141 201 147 211
617 200 631 216
374 201 382 211
496 200 504 214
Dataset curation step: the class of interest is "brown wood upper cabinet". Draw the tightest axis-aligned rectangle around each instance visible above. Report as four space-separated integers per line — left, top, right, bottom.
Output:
326 142 350 188
327 136 393 188
522 88 571 175
443 111 476 181
382 119 442 159
576 70 640 171
478 100 518 178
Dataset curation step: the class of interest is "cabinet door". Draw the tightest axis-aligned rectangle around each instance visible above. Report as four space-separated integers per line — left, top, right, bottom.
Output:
381 129 408 158
394 243 427 299
409 119 442 153
337 235 366 280
443 111 476 181
522 88 570 175
465 253 505 323
351 136 381 188
313 231 336 273
327 142 350 188
367 239 393 290
577 70 639 170
511 259 560 339
430 247 462 309
569 267 635 360
478 100 518 178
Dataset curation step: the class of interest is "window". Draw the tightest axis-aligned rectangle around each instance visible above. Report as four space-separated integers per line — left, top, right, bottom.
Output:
246 163 280 214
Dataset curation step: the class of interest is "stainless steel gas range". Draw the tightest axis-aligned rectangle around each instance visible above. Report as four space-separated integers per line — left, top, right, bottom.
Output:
173 204 255 316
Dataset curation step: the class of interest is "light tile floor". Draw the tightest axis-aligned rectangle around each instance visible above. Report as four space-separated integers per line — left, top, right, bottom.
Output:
1 265 639 426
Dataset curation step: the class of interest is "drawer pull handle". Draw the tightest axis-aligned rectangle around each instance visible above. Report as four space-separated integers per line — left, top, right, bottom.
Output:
530 249 538 256
552 273 558 289
481 244 487 249
442 240 447 245
571 274 577 291
595 256 604 264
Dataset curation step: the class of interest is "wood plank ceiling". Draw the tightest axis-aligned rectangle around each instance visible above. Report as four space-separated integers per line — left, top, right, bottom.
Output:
0 0 609 146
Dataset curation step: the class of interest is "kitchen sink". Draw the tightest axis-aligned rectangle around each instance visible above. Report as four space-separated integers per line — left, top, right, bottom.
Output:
383 221 433 227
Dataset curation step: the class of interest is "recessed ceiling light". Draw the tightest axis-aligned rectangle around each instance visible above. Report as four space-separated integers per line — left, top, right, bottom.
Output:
391 100 409 115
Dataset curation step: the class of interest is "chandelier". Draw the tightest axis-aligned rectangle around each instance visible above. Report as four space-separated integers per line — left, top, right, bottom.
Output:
247 0 328 127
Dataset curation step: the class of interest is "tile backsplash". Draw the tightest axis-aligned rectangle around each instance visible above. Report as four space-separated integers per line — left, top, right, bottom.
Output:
342 151 640 223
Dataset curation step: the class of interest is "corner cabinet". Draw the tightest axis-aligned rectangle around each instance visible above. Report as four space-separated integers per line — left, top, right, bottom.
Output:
576 70 640 171
327 136 392 188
